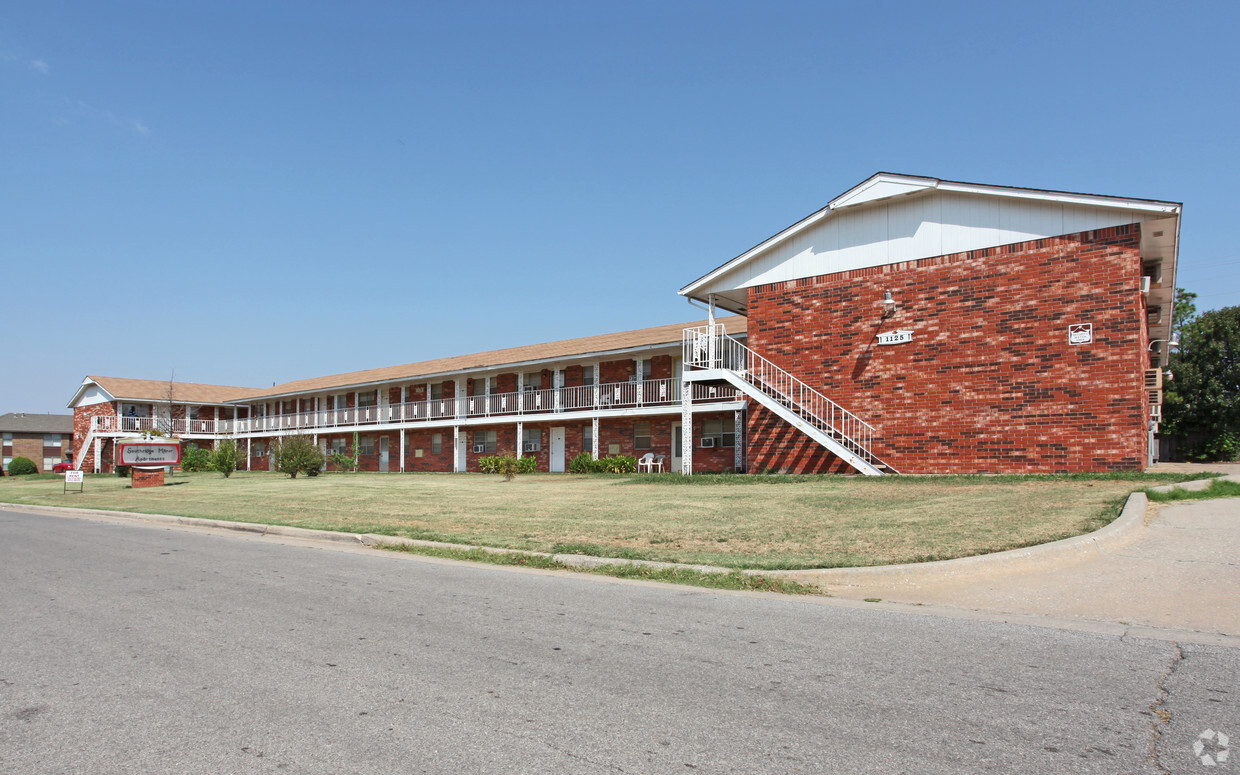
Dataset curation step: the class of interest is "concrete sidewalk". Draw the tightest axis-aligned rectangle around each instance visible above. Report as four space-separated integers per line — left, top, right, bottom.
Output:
817 465 1240 639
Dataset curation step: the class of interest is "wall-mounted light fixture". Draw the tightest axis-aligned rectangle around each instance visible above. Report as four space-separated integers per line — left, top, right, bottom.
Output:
1148 339 1179 353
881 290 897 318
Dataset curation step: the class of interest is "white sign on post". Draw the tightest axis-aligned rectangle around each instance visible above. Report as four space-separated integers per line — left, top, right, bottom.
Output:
65 470 84 484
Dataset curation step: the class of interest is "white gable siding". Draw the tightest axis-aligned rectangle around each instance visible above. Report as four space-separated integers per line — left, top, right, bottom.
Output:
703 192 1157 293
77 385 111 407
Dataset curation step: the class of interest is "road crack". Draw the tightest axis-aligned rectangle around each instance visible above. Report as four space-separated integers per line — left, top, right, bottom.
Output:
1148 641 1184 774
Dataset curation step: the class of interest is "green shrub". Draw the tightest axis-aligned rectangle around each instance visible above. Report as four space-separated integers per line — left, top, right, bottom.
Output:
181 447 211 472
116 465 131 477
477 455 502 474
479 454 537 479
329 452 355 472
272 434 324 479
569 452 600 473
209 440 243 478
1199 431 1240 462
6 457 37 476
516 456 537 474
600 455 637 473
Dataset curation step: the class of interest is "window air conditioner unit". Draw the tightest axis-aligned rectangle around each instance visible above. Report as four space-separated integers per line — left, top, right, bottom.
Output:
473 444 486 453
1144 369 1163 390
1141 276 1152 293
700 437 716 448
523 442 539 452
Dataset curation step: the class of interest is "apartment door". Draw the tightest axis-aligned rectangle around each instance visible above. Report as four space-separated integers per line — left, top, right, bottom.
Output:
456 430 467 472
379 437 390 473
549 427 566 472
671 423 683 473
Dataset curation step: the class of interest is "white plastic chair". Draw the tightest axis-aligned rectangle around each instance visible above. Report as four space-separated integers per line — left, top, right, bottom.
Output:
638 452 655 472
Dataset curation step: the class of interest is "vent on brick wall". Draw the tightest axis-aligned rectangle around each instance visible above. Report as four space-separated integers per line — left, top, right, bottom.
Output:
1148 389 1163 406
1145 369 1163 390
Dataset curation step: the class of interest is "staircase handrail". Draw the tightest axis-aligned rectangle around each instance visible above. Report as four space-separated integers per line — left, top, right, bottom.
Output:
683 324 875 462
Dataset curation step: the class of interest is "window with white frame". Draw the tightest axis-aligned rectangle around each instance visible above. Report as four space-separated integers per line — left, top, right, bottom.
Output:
357 390 377 408
329 438 348 455
701 416 736 448
582 424 592 453
634 422 652 450
641 359 653 380
473 429 497 454
430 383 443 401
253 441 267 458
432 433 442 455
582 365 595 387
523 372 542 392
3 432 12 451
523 428 541 452
359 435 375 455
44 434 62 448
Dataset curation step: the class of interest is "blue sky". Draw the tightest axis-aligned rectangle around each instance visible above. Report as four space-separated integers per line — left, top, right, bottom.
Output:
4 1 1238 414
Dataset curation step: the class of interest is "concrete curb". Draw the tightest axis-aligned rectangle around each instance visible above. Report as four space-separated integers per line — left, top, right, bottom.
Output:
761 492 1150 589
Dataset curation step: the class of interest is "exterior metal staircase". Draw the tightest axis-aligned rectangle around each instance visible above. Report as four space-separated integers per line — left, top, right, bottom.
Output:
74 429 97 472
682 324 893 476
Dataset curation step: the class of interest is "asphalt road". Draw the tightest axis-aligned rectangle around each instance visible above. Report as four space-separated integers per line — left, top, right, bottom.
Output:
1 507 1236 774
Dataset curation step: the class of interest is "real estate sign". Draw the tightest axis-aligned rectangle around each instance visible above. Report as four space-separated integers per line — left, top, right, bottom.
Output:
117 443 181 467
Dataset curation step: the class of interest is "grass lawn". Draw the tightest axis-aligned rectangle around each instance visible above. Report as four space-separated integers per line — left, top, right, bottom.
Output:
0 469 1205 570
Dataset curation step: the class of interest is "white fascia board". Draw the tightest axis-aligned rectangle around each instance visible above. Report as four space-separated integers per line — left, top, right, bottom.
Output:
827 173 939 210
65 378 115 409
679 207 832 300
935 181 1181 214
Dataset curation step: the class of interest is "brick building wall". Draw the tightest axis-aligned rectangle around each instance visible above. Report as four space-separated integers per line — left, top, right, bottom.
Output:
745 225 1150 474
73 403 117 472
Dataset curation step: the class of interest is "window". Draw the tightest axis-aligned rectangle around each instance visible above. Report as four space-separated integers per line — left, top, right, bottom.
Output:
701 416 736 448
582 365 595 387
357 390 378 408
430 383 443 401
359 435 375 455
2 457 11 472
582 424 592 453
330 438 348 455
634 422 652 450
473 429 497 454
432 433 442 455
253 441 267 458
44 434 62 448
2 432 11 451
523 428 541 452
121 403 151 418
641 359 653 380
523 372 542 392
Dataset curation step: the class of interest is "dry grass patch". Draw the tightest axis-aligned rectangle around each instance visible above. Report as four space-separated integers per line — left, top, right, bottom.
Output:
0 470 1196 569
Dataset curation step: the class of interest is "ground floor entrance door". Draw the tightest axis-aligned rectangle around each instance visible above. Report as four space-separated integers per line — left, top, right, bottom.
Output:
671 423 682 473
456 430 467 472
549 427 566 472
379 437 389 473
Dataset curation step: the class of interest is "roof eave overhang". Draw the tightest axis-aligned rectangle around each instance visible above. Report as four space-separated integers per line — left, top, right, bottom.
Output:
679 172 1183 307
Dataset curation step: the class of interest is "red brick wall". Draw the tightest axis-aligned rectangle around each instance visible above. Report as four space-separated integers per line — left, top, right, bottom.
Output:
74 402 117 472
745 226 1150 474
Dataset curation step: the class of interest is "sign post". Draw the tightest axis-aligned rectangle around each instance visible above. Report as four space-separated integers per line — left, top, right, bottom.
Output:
64 469 84 494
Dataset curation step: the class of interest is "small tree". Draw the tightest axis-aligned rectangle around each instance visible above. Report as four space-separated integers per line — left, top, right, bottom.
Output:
272 434 324 478
181 447 211 472
1163 304 1240 460
209 440 242 478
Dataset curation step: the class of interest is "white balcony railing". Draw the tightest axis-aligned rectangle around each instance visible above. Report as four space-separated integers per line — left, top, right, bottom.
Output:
91 378 741 437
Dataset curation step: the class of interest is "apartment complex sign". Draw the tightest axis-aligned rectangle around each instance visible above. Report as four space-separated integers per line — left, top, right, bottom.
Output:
117 442 181 467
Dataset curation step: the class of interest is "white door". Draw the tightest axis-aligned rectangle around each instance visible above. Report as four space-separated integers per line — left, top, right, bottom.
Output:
549 427 566 472
671 423 682 473
456 431 467 472
379 437 390 473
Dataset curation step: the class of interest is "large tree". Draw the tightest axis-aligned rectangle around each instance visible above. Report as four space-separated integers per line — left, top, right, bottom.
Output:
1162 304 1240 460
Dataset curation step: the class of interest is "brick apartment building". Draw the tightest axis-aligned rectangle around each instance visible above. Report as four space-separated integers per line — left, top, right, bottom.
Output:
68 173 1180 476
1 413 74 473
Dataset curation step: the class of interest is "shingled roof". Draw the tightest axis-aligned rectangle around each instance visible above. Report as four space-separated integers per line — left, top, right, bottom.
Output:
243 316 747 400
83 376 268 405
0 412 74 434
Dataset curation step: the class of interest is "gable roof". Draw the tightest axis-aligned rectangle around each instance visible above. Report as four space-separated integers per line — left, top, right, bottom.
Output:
242 316 747 401
679 172 1182 315
0 412 74 434
76 376 267 406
